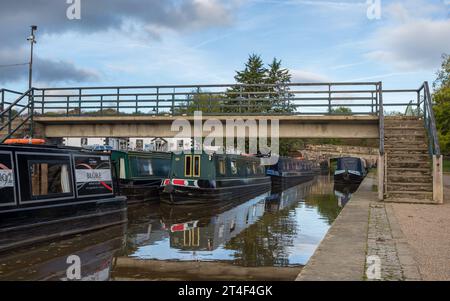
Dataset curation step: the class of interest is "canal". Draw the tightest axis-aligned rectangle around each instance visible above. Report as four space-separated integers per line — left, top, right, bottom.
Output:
0 175 359 281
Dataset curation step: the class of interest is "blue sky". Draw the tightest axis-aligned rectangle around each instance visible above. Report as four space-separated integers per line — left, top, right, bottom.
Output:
0 0 449 92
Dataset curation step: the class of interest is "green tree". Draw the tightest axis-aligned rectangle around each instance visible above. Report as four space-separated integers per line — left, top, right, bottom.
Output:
330 106 352 115
266 58 294 113
227 54 270 113
433 54 450 155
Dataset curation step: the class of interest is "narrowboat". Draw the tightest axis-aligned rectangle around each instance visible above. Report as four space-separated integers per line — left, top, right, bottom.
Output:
0 143 127 253
266 157 316 190
111 150 171 204
161 151 271 205
333 157 367 184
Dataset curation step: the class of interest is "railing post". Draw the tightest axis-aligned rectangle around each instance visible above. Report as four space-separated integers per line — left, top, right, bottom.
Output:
328 84 332 114
7 109 12 136
100 95 103 116
67 96 70 116
116 88 120 115
156 87 159 115
41 89 45 115
29 88 34 137
78 88 82 116
135 95 139 115
172 87 175 115
1 89 4 125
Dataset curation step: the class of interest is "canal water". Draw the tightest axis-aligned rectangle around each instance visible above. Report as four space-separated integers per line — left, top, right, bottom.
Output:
0 175 359 281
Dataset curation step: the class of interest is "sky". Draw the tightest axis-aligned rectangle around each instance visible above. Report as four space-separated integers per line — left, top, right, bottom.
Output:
0 0 449 92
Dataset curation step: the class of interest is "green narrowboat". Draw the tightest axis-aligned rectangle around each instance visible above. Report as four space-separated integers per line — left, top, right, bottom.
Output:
111 150 171 204
160 150 272 205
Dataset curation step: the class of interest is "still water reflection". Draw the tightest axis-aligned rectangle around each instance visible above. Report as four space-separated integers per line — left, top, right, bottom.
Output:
0 175 357 280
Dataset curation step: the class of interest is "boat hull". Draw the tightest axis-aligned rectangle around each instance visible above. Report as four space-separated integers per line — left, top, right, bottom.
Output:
334 171 364 184
118 179 163 204
270 173 316 191
0 196 127 253
161 177 272 205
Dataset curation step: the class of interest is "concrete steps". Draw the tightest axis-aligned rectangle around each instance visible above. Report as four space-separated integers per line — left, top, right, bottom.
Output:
384 116 433 203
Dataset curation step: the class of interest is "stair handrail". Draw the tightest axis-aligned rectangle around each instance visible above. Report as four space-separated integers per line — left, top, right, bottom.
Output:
378 81 384 156
0 88 34 142
422 81 441 156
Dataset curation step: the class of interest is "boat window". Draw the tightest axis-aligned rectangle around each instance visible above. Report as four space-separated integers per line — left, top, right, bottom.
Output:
218 159 226 176
252 162 257 174
131 157 154 177
185 155 192 177
193 156 201 177
230 160 238 175
31 162 71 196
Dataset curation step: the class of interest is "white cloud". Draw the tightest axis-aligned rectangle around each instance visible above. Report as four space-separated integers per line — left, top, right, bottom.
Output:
291 70 331 82
366 1 450 71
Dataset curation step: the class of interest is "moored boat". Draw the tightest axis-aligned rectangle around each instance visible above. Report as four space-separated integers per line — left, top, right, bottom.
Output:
333 157 367 184
111 150 171 204
0 143 127 253
161 151 271 205
266 157 316 190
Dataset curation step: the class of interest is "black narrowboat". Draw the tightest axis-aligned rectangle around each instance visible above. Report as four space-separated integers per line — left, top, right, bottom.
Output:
111 150 171 204
161 151 271 205
266 157 316 190
334 157 367 184
0 143 127 253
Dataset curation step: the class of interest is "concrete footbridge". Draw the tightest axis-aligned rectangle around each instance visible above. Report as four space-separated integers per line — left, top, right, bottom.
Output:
0 81 444 203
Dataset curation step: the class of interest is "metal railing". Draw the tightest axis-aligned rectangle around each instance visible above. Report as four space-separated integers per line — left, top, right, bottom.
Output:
421 81 441 156
30 82 392 117
381 82 441 157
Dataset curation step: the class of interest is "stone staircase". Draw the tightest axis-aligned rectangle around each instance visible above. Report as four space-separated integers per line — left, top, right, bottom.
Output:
384 117 434 203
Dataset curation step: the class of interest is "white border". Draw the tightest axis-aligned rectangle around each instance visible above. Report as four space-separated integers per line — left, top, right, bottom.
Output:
0 150 17 207
15 152 75 205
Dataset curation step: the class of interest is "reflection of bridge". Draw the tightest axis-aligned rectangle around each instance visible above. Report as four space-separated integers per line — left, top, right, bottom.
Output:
0 81 443 203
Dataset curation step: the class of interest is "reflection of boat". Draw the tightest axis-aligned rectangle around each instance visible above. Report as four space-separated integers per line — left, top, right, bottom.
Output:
0 144 127 253
265 180 315 213
333 157 367 184
119 203 168 255
160 192 269 251
333 183 360 208
0 224 126 280
266 157 316 190
111 150 171 204
161 151 271 205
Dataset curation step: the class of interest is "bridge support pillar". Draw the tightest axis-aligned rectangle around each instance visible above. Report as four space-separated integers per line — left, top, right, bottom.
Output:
378 153 385 201
433 155 444 204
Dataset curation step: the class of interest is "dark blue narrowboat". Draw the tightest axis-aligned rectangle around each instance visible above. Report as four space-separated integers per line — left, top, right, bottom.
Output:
334 157 367 184
161 151 271 205
0 143 127 253
266 157 316 190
